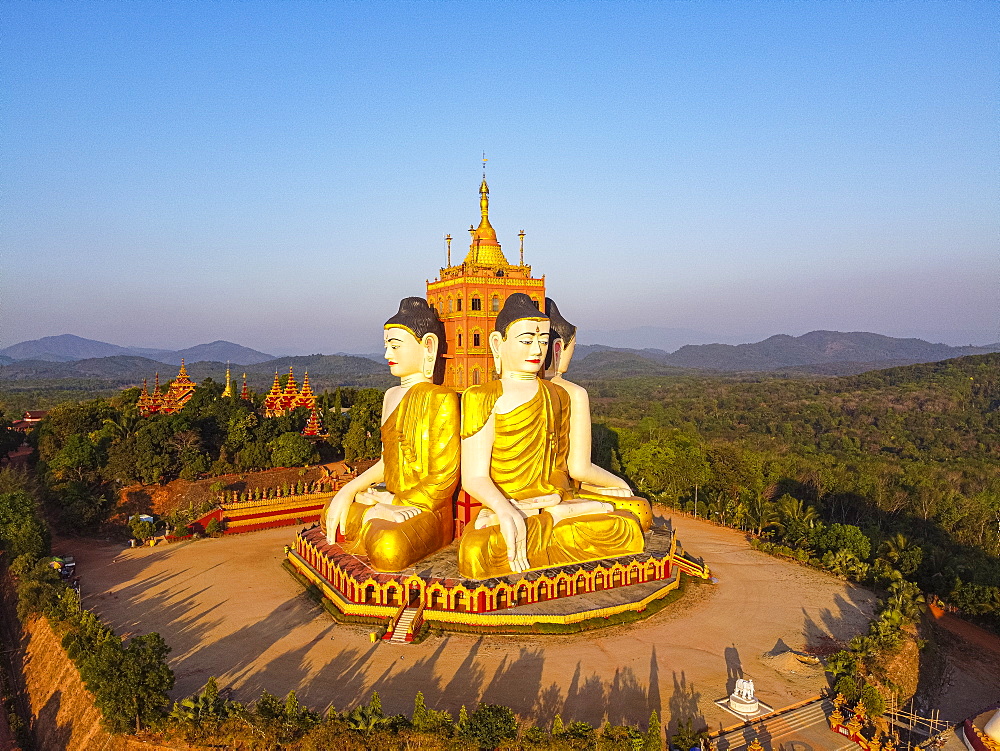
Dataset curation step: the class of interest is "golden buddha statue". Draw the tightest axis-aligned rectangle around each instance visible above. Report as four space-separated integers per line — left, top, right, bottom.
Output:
322 297 460 572
458 293 646 578
545 298 652 532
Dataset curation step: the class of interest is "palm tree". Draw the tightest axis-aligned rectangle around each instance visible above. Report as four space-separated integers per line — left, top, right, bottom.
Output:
102 410 141 443
887 579 926 621
879 532 923 576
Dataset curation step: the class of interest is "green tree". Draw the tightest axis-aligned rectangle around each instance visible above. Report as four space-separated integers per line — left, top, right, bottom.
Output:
462 704 517 749
879 533 923 576
270 432 315 468
84 633 174 733
0 490 49 560
645 710 663 751
813 523 871 560
342 389 383 462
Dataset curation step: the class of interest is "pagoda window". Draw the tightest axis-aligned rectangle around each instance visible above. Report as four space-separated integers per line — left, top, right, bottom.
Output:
471 296 482 311
456 298 463 311
447 298 453 313
473 333 481 347
457 332 463 347
472 368 481 386
491 295 500 312
531 297 540 310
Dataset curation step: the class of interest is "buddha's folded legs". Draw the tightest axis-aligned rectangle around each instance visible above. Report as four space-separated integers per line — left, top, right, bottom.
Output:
458 509 645 579
342 503 451 572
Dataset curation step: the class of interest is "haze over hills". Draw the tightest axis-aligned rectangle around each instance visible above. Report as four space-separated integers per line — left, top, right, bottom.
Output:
574 331 1000 374
0 335 273 366
1 331 998 389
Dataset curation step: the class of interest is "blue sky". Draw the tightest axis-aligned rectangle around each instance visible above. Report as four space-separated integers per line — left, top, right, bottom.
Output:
4 1 998 354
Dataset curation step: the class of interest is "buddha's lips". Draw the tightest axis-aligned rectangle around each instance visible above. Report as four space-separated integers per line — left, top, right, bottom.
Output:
387 361 397 366
526 358 541 364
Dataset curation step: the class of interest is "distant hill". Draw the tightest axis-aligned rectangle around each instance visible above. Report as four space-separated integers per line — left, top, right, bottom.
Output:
662 331 999 371
0 335 272 366
571 331 1000 375
577 326 717 352
160 340 274 366
0 356 168 384
569 349 698 379
0 353 393 392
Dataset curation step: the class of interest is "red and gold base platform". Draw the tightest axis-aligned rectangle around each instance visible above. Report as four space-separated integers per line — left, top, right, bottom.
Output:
286 520 709 632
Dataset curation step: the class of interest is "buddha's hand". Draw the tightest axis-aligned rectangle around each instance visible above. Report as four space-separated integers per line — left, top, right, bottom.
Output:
495 503 529 573
363 502 421 525
325 491 355 543
580 482 633 498
593 486 633 498
356 488 394 505
511 493 561 511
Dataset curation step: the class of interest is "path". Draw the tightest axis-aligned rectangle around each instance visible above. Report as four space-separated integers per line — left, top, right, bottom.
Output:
70 515 877 731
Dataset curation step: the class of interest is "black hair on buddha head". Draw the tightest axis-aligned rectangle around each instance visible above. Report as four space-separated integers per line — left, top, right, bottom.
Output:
544 298 577 344
384 297 445 342
494 293 548 337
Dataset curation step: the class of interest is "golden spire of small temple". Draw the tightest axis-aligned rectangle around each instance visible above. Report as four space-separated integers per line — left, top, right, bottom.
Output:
221 361 233 397
445 234 452 266
475 176 497 242
463 163 509 266
519 229 525 265
176 358 190 381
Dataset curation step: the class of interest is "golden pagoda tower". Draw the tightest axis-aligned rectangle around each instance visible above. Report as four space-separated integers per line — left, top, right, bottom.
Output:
426 171 545 389
221 362 233 397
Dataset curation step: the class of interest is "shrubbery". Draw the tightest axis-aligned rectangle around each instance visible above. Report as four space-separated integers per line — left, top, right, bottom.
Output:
1 469 175 735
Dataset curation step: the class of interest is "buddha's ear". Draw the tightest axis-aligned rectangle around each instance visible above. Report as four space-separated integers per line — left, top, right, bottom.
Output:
420 333 439 379
551 338 563 374
489 331 503 375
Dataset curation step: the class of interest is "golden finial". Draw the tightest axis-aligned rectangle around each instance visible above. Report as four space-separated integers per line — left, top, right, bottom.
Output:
445 234 452 266
518 229 525 265
222 361 233 397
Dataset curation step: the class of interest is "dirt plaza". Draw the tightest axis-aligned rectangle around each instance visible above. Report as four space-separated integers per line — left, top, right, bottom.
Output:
75 514 878 732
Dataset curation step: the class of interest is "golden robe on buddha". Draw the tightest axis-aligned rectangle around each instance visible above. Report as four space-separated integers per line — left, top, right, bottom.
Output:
458 379 645 579
336 382 460 571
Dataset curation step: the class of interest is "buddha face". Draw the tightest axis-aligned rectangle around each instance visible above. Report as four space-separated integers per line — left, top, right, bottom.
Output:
384 327 429 379
490 318 550 377
558 336 576 374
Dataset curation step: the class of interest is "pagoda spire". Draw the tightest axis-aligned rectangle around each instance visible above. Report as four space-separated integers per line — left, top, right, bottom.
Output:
240 373 250 400
463 171 508 266
475 176 497 242
176 358 191 382
221 361 233 397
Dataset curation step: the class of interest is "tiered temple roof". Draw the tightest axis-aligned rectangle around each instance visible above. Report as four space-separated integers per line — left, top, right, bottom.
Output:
302 406 324 437
264 366 316 417
138 360 197 416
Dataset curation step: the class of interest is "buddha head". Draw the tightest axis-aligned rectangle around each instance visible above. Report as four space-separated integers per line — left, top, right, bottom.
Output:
383 297 445 382
490 293 550 377
544 297 578 376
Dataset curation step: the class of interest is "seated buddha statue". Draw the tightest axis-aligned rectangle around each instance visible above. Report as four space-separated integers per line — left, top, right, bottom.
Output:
545 298 652 532
458 293 646 579
323 297 460 572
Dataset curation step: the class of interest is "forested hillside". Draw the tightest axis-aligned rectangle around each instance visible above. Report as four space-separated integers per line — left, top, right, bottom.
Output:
582 353 1000 626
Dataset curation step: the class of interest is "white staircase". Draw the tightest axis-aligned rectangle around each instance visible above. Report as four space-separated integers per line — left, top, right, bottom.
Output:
388 607 419 644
